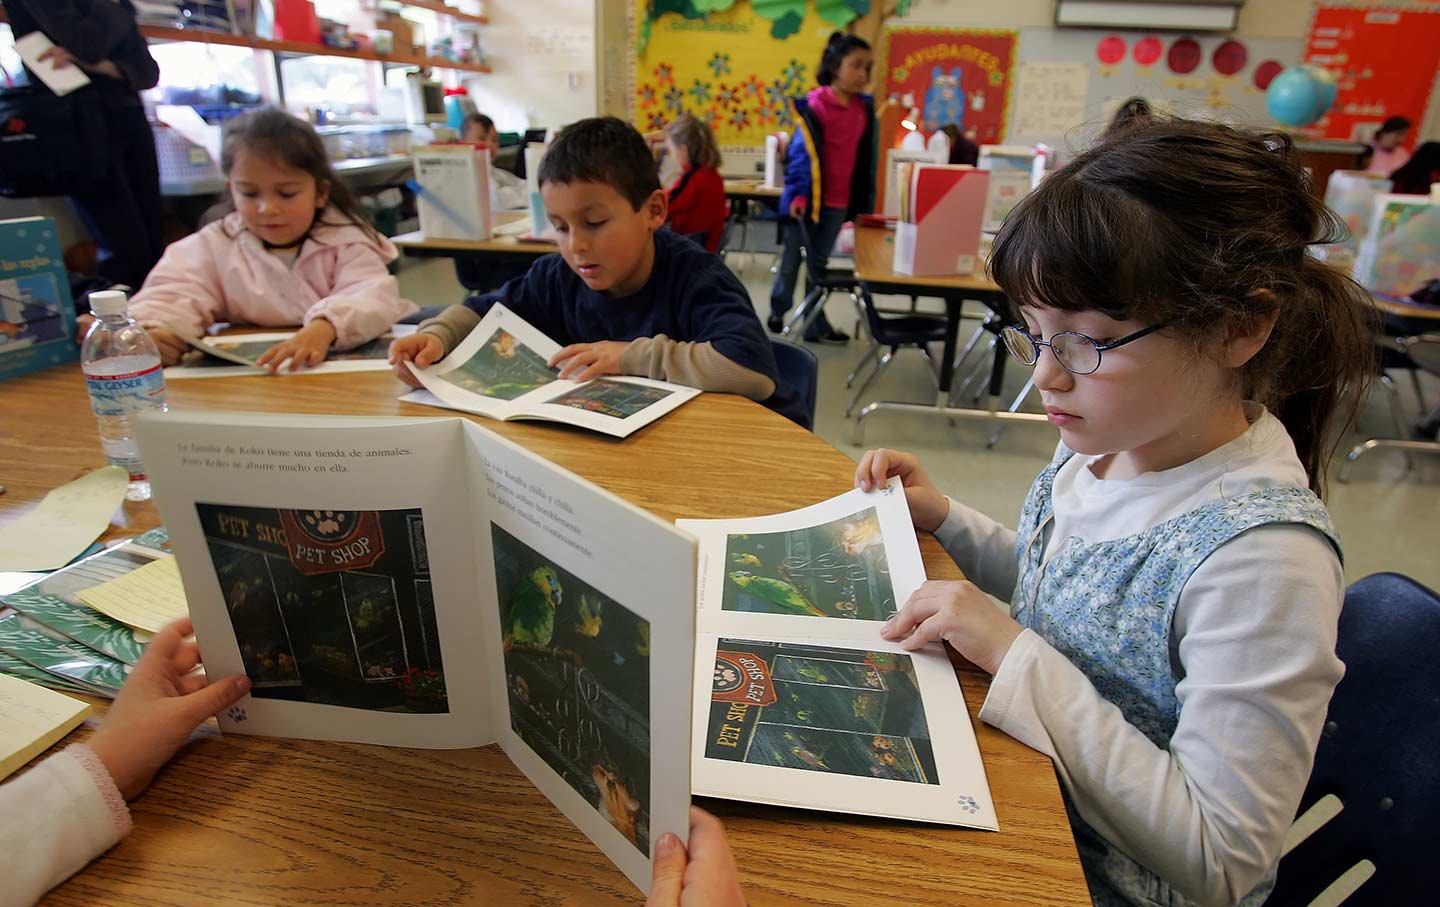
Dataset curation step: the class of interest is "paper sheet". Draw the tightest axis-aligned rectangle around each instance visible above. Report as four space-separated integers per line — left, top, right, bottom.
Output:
76 556 189 634
0 672 92 782
1011 61 1090 139
14 32 92 97
155 105 223 166
0 466 128 572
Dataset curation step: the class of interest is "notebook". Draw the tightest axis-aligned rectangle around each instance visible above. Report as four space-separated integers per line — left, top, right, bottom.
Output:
0 672 92 782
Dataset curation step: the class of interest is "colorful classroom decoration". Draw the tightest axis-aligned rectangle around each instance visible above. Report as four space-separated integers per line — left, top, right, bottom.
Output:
1166 38 1202 75
878 28 1018 145
1303 4 1440 143
1096 35 1126 66
1133 37 1163 68
1211 39 1247 77
1253 60 1284 91
1266 66 1329 127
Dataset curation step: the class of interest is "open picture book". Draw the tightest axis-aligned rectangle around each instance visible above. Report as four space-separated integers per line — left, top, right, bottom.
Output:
167 330 411 379
399 303 698 438
678 485 997 830
135 411 697 893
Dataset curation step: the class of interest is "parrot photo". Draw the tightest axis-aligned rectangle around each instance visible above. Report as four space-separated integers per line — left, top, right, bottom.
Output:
504 566 562 651
728 571 826 616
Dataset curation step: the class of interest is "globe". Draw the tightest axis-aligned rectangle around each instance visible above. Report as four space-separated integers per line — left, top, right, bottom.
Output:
1267 67 1323 127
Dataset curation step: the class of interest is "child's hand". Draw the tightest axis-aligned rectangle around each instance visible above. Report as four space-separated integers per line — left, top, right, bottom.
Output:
648 807 747 907
86 617 251 802
148 328 189 366
880 581 1024 675
788 197 807 219
74 314 94 345
257 319 336 372
550 341 628 382
389 333 445 388
855 448 949 532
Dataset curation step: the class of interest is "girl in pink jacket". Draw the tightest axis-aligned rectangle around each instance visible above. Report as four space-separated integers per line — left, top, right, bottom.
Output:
114 108 417 371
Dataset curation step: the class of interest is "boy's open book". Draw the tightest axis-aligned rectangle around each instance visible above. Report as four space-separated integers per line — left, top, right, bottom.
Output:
130 411 996 891
399 303 698 438
167 330 410 378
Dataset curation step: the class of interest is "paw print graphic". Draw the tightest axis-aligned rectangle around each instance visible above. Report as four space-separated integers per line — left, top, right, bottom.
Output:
226 706 249 723
715 664 739 687
956 795 979 814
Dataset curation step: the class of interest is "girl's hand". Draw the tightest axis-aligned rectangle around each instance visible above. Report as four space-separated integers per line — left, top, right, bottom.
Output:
880 581 1024 675
148 328 189 366
257 320 336 372
389 333 446 388
855 448 949 532
788 197 807 219
648 807 747 907
550 341 628 382
86 618 251 801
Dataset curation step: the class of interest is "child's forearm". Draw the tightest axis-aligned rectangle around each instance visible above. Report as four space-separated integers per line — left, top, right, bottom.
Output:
621 336 776 399
415 306 481 358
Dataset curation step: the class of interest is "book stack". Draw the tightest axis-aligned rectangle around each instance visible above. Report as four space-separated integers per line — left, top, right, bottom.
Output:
892 163 988 277
1353 193 1440 297
0 217 79 382
411 144 494 240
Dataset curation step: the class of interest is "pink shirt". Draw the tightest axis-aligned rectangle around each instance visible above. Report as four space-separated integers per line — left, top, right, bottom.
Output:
1367 143 1412 176
807 86 867 210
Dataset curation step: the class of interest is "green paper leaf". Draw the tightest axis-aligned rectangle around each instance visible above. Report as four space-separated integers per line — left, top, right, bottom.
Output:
751 0 805 23
770 11 804 39
815 0 862 27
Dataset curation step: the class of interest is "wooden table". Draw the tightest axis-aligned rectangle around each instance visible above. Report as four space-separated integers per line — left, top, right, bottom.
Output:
393 212 555 293
3 365 1087 907
850 227 1050 444
723 180 783 204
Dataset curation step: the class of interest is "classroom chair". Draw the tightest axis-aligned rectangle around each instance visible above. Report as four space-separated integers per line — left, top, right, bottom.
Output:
1339 333 1440 481
769 337 818 431
843 286 949 417
1268 572 1440 906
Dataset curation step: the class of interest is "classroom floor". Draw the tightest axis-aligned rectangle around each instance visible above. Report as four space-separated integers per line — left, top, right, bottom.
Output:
395 250 1440 592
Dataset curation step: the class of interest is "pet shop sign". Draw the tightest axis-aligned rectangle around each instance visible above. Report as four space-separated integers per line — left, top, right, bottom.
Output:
880 27 1017 145
279 510 387 576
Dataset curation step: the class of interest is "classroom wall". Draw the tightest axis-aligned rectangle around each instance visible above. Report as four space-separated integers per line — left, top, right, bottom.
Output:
461 0 599 131
898 0 1381 39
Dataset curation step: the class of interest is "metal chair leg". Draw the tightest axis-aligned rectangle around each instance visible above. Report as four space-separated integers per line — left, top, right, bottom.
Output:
987 375 1037 448
846 349 894 417
1381 374 1416 471
845 343 880 387
780 285 824 340
953 338 997 405
1408 368 1428 414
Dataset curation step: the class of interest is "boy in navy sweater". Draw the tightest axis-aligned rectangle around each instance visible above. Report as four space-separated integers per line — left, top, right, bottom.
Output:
390 117 805 426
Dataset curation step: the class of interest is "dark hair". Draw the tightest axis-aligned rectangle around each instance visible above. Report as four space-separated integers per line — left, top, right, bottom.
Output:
1389 141 1440 193
1101 97 1153 141
817 32 871 87
217 107 380 244
462 112 496 137
665 114 721 170
939 124 979 166
989 118 1377 496
537 116 661 210
1377 116 1412 138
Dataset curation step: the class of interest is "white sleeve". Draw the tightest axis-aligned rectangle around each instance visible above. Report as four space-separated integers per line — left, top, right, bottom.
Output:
931 496 1020 601
0 745 132 907
978 524 1343 906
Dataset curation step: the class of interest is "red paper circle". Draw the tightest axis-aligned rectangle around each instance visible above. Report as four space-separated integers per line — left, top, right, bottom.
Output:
1167 38 1202 75
1133 37 1163 66
1097 35 1127 66
1253 60 1284 90
1212 39 1248 76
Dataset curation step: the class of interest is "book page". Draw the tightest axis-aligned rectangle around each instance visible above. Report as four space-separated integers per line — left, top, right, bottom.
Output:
0 673 91 782
678 478 924 642
517 377 700 439
463 422 695 893
406 304 564 418
166 332 404 379
135 411 494 749
76 557 188 634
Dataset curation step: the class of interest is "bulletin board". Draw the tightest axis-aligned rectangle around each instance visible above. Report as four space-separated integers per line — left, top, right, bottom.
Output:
1302 4 1440 143
632 0 833 147
878 28 1018 146
1005 27 1303 151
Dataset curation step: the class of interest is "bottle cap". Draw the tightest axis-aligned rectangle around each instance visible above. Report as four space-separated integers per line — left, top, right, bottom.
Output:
89 290 129 317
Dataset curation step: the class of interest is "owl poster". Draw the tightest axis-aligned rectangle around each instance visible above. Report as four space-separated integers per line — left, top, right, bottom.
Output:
879 27 1018 145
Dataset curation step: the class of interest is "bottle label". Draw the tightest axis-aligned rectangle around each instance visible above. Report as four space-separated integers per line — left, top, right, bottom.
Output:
85 364 167 417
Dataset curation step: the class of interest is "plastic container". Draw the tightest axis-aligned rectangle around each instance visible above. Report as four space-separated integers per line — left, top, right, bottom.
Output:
81 290 168 502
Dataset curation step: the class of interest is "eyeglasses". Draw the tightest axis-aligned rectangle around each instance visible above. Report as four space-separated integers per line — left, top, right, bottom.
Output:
1000 322 1169 375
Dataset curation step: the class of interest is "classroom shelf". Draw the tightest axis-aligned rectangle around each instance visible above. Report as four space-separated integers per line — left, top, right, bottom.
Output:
394 0 490 25
140 25 492 74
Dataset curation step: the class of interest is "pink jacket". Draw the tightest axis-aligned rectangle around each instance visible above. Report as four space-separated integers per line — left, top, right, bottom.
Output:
128 210 417 349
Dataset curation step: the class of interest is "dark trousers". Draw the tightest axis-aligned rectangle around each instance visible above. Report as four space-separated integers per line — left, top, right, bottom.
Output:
70 105 164 290
769 206 846 333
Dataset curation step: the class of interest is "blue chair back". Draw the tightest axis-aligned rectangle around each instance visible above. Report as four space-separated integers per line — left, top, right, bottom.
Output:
1270 572 1440 905
770 338 818 430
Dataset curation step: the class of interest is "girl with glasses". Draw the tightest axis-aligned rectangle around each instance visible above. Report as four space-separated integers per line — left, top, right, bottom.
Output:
856 118 1376 907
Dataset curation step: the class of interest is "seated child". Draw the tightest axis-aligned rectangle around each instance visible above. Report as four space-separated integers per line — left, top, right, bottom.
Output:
80 107 416 371
391 116 806 426
461 112 528 211
662 115 727 252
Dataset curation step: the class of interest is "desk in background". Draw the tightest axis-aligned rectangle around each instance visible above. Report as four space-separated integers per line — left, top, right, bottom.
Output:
1 365 1088 907
393 211 554 293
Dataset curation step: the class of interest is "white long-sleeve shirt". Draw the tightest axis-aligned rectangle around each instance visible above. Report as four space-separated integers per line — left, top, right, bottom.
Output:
937 410 1344 906
1 745 131 907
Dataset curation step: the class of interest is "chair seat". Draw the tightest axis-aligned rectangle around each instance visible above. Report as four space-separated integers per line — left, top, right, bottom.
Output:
870 313 949 346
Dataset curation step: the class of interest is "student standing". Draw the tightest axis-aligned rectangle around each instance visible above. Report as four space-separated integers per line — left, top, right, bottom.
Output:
769 33 876 344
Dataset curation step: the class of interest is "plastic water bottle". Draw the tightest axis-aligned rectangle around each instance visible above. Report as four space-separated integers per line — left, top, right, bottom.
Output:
81 290 168 502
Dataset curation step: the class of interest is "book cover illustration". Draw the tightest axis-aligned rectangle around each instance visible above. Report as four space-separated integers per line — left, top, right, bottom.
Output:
436 327 558 400
493 524 652 853
0 217 79 380
195 504 449 714
0 649 98 696
707 639 938 785
0 612 129 694
721 506 894 621
169 332 402 378
544 379 676 420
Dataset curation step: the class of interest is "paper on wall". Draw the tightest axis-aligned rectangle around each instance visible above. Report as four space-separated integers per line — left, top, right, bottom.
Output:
1012 61 1090 139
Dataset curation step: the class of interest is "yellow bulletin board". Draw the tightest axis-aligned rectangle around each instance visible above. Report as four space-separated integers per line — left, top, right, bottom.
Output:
633 0 835 148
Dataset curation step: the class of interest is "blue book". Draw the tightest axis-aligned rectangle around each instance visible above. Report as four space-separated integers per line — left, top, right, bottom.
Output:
0 217 79 380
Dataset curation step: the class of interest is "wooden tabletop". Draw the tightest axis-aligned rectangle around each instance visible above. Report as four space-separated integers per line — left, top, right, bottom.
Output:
853 226 1002 293
392 211 557 256
723 180 783 200
3 365 1087 907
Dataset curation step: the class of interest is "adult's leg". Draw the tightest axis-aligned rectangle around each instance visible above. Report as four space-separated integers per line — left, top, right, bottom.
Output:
70 106 165 290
